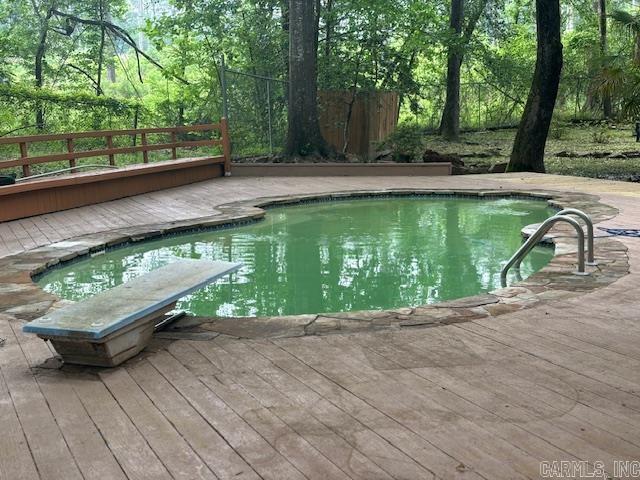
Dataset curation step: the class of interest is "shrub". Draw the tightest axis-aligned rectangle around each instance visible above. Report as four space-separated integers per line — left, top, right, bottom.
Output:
378 122 426 162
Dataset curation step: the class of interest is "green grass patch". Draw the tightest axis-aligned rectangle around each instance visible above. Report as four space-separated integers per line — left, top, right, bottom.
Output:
423 123 640 180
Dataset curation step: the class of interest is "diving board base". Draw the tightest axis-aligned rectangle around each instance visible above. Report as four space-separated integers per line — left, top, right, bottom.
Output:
40 302 175 367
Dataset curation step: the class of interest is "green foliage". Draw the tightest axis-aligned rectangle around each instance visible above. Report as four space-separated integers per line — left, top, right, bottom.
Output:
1 0 639 159
591 125 612 144
549 119 567 140
0 83 142 135
0 84 139 112
378 122 426 162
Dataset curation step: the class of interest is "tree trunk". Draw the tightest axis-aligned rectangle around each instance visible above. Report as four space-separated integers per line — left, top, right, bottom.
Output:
285 0 329 157
325 0 334 57
439 0 464 141
35 8 54 129
280 0 289 79
507 0 562 173
96 0 106 96
598 0 612 118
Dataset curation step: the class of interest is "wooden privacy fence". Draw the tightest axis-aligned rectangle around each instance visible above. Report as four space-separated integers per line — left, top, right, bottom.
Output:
319 91 399 157
0 120 232 178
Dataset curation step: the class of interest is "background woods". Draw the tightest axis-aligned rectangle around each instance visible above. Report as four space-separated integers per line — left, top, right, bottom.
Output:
2 0 640 172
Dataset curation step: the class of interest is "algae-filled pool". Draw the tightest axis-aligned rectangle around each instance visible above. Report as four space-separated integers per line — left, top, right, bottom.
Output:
39 197 555 317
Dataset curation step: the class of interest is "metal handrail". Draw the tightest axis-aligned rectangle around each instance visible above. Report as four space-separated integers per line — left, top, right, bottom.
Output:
15 164 119 182
501 215 589 287
555 208 596 266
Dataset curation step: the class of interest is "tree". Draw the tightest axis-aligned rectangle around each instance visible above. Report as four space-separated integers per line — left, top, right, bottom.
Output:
507 0 562 173
439 0 489 141
598 0 612 118
610 9 640 65
439 0 463 141
32 0 56 129
285 0 330 157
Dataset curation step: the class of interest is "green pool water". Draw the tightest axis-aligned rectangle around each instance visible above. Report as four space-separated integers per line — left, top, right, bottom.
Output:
39 197 555 317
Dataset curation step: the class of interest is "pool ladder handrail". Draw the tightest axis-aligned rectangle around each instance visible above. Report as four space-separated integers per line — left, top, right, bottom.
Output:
500 208 596 288
555 208 597 266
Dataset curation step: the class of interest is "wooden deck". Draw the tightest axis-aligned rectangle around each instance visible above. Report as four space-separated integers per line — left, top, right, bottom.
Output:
3 295 640 480
1 174 640 479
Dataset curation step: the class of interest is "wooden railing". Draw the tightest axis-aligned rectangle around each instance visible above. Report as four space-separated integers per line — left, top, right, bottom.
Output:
0 119 231 178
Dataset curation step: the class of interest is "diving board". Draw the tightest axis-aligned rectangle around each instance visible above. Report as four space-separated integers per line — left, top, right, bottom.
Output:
24 259 241 367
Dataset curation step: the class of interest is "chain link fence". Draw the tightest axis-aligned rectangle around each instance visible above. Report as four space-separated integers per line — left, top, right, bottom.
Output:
220 61 288 156
219 65 595 156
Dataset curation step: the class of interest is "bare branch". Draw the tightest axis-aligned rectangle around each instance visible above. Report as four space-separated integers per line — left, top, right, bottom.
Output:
49 9 190 85
66 63 102 93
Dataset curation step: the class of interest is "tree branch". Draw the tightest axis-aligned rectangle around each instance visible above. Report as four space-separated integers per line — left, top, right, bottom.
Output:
463 0 489 45
66 63 102 93
49 9 190 85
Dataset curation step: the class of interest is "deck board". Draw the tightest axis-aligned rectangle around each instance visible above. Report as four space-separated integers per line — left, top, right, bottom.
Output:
277 336 538 480
99 368 218 480
126 359 261 480
201 341 436 480
2 174 640 479
69 371 173 480
206 341 407 480
148 349 308 480
0 317 83 480
0 366 40 480
188 341 396 480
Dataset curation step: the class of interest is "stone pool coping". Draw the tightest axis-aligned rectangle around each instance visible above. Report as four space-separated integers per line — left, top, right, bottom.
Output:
0 188 629 344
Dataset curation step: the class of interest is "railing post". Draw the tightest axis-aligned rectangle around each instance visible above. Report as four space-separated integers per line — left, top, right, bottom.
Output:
19 142 30 178
106 135 115 166
141 132 149 163
67 137 76 172
220 118 232 176
171 131 178 160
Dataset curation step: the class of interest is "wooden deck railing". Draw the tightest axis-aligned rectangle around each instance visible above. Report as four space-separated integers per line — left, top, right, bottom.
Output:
0 119 232 178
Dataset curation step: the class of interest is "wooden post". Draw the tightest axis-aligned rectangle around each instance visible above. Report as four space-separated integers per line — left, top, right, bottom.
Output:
141 133 149 163
106 135 115 165
170 131 178 159
220 118 232 176
19 142 30 178
67 138 76 172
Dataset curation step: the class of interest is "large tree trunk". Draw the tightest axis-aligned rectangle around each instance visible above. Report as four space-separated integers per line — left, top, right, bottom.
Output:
507 0 562 173
285 0 330 157
598 0 612 118
439 0 464 141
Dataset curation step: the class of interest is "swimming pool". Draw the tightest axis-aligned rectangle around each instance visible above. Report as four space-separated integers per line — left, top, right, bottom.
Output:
39 196 555 317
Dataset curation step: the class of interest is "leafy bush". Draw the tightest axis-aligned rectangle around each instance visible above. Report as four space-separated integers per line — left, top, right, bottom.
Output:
0 84 143 136
378 122 426 162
